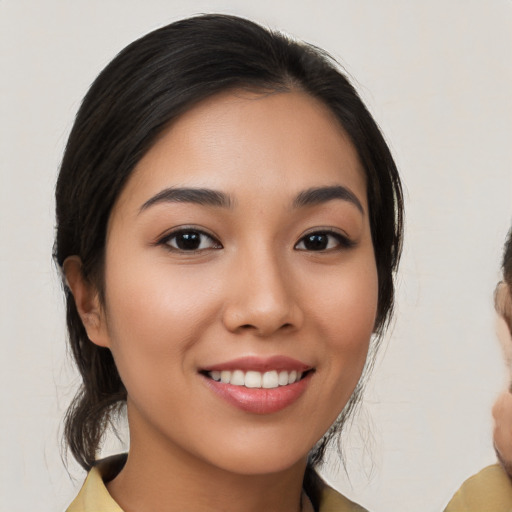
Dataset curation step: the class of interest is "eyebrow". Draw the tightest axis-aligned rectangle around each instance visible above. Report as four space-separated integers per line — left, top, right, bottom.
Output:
140 187 234 212
140 184 364 214
293 186 364 214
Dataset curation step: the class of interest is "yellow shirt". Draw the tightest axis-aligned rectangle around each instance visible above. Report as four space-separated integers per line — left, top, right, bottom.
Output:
66 455 367 512
444 464 512 512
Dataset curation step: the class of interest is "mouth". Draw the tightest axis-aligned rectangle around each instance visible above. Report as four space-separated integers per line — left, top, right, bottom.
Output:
201 368 311 388
200 356 315 414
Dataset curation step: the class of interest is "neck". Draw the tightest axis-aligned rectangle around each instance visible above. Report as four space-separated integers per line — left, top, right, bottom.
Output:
107 414 308 512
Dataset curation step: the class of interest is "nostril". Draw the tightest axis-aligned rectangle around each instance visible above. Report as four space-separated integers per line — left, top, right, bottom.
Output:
240 322 293 331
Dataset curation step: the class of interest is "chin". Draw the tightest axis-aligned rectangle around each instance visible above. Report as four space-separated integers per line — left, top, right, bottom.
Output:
193 432 316 476
211 450 309 476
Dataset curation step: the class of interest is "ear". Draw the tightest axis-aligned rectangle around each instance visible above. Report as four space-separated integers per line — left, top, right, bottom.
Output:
63 256 111 348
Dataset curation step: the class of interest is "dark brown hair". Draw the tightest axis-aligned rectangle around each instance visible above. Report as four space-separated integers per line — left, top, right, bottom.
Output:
503 228 512 289
54 14 404 470
497 227 512 332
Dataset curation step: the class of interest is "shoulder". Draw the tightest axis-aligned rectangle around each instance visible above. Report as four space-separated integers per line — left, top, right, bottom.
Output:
318 485 369 512
66 455 126 512
444 463 512 512
305 468 368 512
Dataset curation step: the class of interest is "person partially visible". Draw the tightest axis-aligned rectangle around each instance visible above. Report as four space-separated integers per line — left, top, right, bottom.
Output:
492 247 512 478
445 227 512 511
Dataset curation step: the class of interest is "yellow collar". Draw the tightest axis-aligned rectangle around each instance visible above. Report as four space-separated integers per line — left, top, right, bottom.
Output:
67 454 367 512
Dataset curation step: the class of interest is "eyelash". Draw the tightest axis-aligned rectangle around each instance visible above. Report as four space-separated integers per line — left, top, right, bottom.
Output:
159 228 222 252
294 229 355 252
157 227 354 253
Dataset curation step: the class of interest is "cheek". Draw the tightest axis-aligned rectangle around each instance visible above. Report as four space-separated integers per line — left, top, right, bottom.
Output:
304 253 378 398
307 256 378 343
300 265 377 433
102 257 224 379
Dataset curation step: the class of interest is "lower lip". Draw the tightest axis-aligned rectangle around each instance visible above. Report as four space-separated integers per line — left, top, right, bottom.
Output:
203 373 312 414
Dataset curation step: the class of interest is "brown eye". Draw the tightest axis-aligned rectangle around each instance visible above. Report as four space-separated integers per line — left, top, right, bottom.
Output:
295 231 353 251
302 233 329 251
164 229 221 251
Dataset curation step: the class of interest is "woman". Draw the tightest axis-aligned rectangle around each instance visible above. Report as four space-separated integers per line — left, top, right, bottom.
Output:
54 14 403 512
445 228 512 511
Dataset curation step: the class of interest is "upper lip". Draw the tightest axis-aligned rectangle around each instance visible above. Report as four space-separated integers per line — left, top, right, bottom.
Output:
201 355 313 373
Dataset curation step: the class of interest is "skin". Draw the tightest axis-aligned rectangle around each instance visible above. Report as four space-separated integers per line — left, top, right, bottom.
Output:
493 390 512 471
492 282 512 474
65 89 378 512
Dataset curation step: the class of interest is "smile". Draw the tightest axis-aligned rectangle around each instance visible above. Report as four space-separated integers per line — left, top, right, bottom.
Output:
201 356 314 414
207 369 303 388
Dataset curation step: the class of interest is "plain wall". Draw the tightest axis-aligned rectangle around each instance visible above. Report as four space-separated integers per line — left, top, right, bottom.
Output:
1 1 511 510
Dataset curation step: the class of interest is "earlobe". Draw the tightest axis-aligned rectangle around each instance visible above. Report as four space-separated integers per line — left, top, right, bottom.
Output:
62 256 110 348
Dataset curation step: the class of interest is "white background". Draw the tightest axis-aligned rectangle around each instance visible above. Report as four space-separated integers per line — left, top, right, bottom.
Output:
1 1 511 510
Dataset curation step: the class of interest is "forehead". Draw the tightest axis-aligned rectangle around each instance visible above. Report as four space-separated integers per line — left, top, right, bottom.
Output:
116 89 367 211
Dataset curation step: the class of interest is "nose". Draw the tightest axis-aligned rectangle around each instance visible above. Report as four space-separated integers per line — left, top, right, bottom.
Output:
221 249 304 337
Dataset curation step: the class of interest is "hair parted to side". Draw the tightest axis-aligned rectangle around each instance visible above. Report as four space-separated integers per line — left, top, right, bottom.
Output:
54 14 404 471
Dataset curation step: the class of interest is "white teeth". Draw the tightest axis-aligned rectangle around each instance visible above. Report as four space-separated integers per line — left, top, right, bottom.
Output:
278 371 289 386
244 371 262 388
231 370 245 386
262 370 279 389
207 369 304 388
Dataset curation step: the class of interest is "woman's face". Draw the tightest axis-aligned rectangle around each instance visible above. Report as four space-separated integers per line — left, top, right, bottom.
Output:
89 90 378 475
